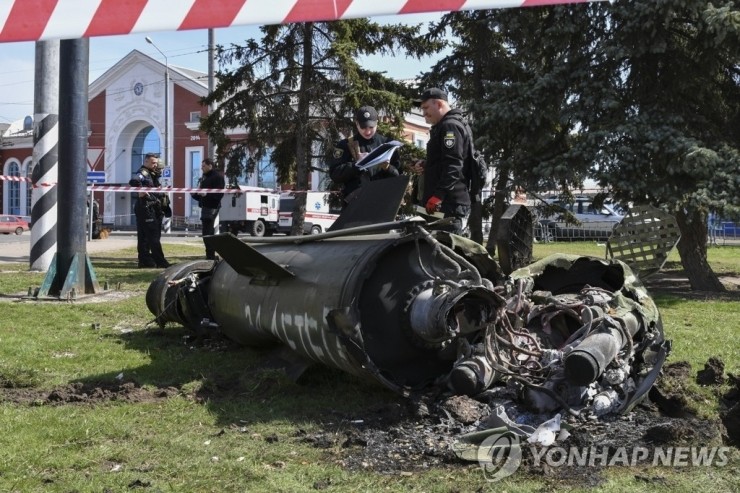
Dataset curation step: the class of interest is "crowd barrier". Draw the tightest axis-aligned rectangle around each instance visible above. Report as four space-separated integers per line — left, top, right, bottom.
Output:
104 213 202 232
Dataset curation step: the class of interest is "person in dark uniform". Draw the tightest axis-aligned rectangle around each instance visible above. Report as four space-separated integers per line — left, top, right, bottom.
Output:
191 158 225 260
329 106 401 207
410 88 472 235
130 152 170 268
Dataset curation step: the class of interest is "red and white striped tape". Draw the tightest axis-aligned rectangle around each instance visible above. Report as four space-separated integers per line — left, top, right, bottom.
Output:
88 185 246 193
0 0 595 43
0 174 271 193
1 174 344 195
0 175 28 182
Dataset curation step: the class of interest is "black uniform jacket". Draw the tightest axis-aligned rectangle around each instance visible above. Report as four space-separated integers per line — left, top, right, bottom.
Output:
193 169 225 209
131 166 165 220
328 132 401 199
422 108 471 207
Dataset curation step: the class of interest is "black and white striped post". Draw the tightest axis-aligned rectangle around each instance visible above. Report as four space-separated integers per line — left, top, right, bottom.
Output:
37 38 100 298
29 40 59 272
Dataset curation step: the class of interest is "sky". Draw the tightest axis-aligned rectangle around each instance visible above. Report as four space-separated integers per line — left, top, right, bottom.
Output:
0 13 447 124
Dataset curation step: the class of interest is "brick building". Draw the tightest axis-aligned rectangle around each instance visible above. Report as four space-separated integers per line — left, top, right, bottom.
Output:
1 50 430 225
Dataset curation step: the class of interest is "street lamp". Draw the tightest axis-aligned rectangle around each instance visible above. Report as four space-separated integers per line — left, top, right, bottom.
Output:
145 36 169 170
145 36 171 234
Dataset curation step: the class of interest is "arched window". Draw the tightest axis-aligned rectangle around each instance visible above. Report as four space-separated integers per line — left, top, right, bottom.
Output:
128 126 161 219
6 162 20 215
130 126 160 175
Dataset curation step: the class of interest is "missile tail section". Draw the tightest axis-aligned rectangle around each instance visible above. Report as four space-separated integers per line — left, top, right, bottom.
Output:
146 176 669 418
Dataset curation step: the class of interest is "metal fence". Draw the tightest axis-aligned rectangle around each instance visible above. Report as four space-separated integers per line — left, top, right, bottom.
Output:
533 220 619 242
709 221 739 245
105 214 202 232
532 219 739 244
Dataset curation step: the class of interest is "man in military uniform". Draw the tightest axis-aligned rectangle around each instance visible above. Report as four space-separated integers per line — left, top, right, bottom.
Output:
329 106 401 208
410 88 471 235
191 158 225 260
130 152 171 268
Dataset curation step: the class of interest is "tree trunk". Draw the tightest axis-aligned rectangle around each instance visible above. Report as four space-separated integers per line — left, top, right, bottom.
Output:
468 197 483 243
290 23 314 236
484 164 511 257
674 208 726 292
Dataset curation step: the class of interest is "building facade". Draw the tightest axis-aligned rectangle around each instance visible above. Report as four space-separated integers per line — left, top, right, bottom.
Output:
1 50 430 225
1 50 265 226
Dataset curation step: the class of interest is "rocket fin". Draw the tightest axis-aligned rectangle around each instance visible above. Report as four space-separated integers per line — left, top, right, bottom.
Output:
328 174 409 232
204 233 295 279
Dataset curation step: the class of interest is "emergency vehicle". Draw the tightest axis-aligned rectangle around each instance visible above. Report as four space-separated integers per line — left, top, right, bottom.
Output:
219 186 280 237
277 191 341 235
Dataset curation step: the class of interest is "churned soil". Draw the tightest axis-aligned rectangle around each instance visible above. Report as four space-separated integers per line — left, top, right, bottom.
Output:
1 270 737 486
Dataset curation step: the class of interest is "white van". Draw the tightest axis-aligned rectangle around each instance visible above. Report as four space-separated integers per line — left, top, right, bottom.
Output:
219 186 280 237
277 191 341 235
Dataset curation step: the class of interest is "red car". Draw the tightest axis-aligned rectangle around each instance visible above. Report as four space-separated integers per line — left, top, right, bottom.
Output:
0 215 30 235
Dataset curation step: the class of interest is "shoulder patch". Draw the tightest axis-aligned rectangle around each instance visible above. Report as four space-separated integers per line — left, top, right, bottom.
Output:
444 132 455 149
333 148 344 159
140 169 150 177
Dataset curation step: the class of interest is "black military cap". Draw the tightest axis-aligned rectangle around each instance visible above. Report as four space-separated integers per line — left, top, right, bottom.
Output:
415 87 448 105
354 106 378 128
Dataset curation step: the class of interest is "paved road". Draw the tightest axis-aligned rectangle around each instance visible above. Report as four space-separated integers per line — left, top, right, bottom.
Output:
0 231 202 264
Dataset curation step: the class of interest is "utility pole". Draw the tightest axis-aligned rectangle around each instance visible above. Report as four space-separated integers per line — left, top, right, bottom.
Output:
145 36 169 170
208 28 216 160
30 40 60 272
38 38 101 298
145 36 171 234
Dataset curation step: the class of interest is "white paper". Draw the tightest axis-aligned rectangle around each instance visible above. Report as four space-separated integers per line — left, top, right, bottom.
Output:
354 140 403 171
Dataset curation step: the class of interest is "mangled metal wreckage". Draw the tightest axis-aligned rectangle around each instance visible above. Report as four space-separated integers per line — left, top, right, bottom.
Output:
147 176 669 428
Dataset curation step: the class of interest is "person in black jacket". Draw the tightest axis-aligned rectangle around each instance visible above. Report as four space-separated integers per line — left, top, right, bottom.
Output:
191 158 225 260
329 106 401 208
410 88 471 235
130 152 170 268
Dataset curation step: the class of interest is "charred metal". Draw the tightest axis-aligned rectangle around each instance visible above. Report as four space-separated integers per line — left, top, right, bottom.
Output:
146 176 669 426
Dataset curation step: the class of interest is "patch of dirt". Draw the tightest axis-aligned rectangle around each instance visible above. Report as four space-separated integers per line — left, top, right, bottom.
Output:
291 393 725 484
697 357 726 386
644 272 740 300
287 358 734 484
648 361 704 418
0 380 179 406
0 289 138 304
663 361 692 380
1 351 736 487
720 374 740 446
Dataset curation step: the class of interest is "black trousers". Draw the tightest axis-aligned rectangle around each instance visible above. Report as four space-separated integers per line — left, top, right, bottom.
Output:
201 216 216 259
135 208 167 267
440 203 470 236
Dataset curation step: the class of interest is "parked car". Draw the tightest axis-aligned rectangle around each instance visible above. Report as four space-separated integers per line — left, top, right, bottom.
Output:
17 215 32 230
536 197 624 241
0 215 30 235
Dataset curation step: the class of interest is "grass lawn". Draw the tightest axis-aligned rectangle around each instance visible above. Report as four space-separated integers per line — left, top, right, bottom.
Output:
0 240 738 492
